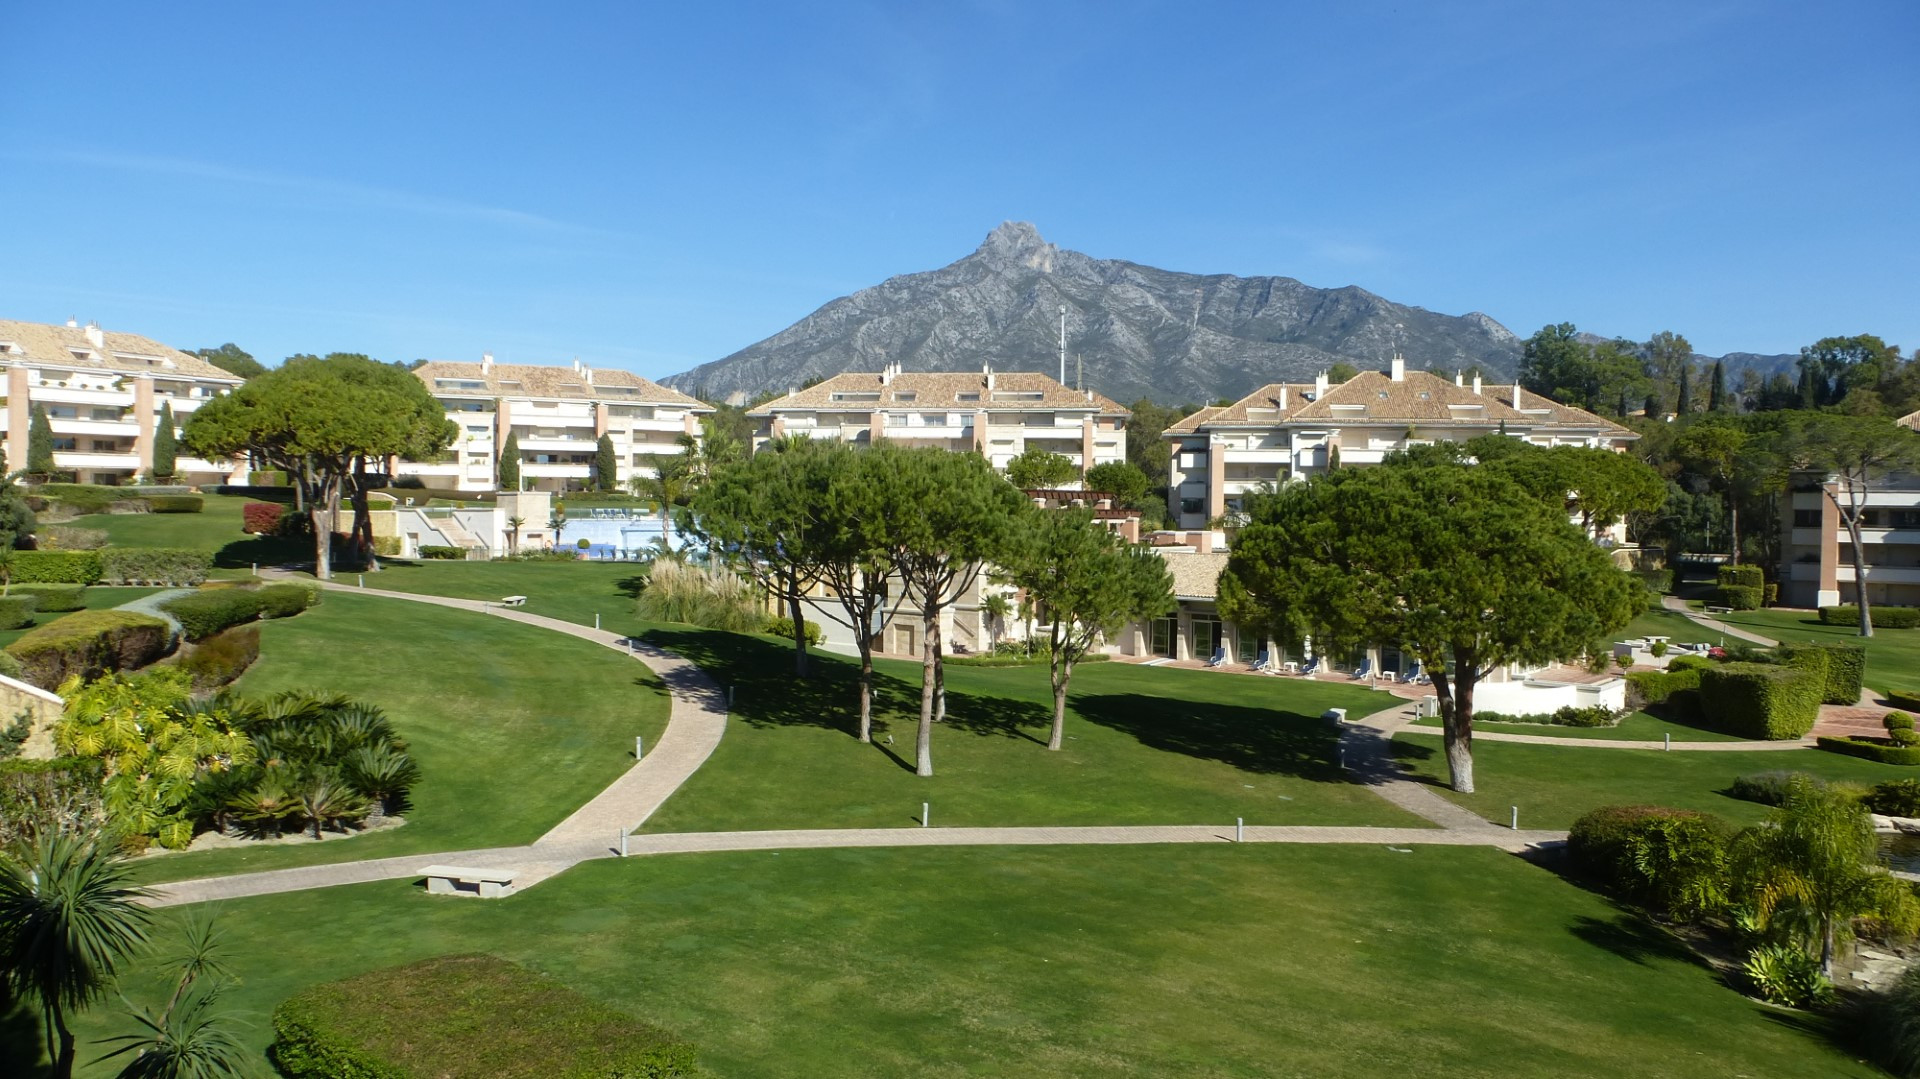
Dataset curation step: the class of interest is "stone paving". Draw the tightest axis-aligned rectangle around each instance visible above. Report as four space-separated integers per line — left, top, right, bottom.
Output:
1661 595 1779 646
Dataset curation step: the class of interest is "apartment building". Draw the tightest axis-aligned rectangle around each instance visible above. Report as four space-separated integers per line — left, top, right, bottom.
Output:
401 355 711 493
746 364 1129 477
0 318 245 485
1778 471 1920 609
1162 357 1636 529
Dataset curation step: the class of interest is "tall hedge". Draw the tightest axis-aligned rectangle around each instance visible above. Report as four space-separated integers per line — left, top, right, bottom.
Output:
1776 641 1865 705
1625 667 1702 712
1716 564 1764 589
271 955 696 1079
3 610 170 689
9 584 86 611
1700 662 1823 739
0 594 37 630
8 550 103 584
1820 605 1920 629
1716 584 1762 610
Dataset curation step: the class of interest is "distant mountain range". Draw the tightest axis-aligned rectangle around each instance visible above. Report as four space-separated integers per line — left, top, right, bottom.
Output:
663 222 1797 405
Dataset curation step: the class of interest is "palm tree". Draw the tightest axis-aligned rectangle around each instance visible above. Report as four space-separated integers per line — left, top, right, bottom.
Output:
293 774 368 840
505 515 524 553
97 909 251 1079
0 832 154 1079
981 593 1011 648
343 745 421 825
224 776 294 839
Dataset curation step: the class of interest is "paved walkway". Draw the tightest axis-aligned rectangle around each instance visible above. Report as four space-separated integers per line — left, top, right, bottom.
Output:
1338 700 1520 834
1661 595 1778 646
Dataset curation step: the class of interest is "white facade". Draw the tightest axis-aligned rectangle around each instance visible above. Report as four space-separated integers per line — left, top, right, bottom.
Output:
399 355 712 493
0 318 246 485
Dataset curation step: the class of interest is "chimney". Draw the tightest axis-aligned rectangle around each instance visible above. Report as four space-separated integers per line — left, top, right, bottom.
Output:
572 357 581 374
1085 388 1092 401
1314 371 1329 398
583 366 593 385
1454 370 1463 387
1278 386 1288 409
481 351 493 374
1390 352 1405 382
880 362 894 386
84 321 105 348
1472 374 1482 396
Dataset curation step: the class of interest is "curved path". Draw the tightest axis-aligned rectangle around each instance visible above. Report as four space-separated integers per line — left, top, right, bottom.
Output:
1662 595 1779 646
145 582 1561 908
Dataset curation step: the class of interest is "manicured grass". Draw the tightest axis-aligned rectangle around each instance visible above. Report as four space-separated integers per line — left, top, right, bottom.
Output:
1391 735 1917 828
123 590 670 885
60 845 1876 1078
341 559 643 630
641 627 1418 831
1712 606 1920 695
1409 708 1744 742
67 492 309 575
1623 607 1722 646
0 586 159 649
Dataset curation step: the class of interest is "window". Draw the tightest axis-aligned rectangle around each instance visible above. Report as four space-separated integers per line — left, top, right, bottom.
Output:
1180 497 1203 516
1793 509 1820 528
1192 616 1222 659
891 391 917 402
1893 510 1920 529
52 437 76 451
1151 617 1174 657
957 393 980 402
91 407 122 421
1236 626 1259 663
91 440 118 452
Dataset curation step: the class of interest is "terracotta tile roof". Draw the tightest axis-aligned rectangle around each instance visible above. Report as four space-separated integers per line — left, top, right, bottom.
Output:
747 369 1129 417
0 318 244 381
1898 409 1919 432
414 361 709 409
1171 370 1635 438
1158 550 1230 600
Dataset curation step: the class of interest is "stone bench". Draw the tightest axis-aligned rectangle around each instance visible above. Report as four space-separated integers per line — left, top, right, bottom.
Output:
498 595 528 607
1705 605 1732 614
420 865 517 898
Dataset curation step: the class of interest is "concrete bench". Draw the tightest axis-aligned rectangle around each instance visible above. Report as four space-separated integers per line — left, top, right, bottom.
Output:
499 595 527 607
420 865 517 898
1705 605 1732 614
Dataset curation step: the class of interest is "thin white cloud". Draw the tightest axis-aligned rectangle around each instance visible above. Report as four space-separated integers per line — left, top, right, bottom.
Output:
9 148 623 240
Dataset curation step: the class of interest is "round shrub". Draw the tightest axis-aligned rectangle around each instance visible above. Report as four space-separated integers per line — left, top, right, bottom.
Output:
144 495 203 513
255 582 319 619
1568 804 1730 920
0 594 39 631
1730 771 1818 806
1866 779 1920 819
1893 730 1920 748
1890 713 1918 733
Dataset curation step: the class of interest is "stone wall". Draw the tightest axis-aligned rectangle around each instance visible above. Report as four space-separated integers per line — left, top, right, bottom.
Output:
1 673 67 759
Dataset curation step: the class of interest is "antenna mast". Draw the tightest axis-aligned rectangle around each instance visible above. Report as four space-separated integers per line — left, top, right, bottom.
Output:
1057 305 1067 384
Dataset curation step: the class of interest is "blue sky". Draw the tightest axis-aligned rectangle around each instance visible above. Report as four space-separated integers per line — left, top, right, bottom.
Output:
1 2 1913 382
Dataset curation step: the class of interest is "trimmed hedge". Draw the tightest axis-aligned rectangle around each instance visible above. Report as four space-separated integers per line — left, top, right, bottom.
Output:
1473 705 1621 728
1892 691 1920 713
1717 584 1762 610
145 495 203 513
1816 736 1920 766
419 545 464 559
1626 666 1702 709
257 582 321 618
8 550 103 584
3 610 171 689
1730 770 1819 806
243 502 284 535
179 624 260 688
32 483 143 514
1776 641 1866 705
271 954 697 1079
163 589 263 642
9 584 86 612
1821 605 1920 629
0 595 38 631
101 547 212 586
1717 564 1765 589
1867 779 1920 818
1700 662 1822 739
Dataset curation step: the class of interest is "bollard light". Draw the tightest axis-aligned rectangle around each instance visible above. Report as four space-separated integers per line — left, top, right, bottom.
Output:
1236 817 1244 843
634 735 644 760
922 802 930 828
1511 806 1519 831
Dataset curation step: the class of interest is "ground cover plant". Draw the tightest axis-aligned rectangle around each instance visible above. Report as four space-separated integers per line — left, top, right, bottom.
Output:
642 626 1419 833
60 845 1883 1078
121 590 670 885
1390 736 1915 828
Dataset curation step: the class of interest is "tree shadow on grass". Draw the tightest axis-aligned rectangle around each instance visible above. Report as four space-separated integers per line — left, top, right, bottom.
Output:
1072 692 1347 781
0 988 48 1078
640 626 1052 746
1386 737 1449 788
1568 913 1705 969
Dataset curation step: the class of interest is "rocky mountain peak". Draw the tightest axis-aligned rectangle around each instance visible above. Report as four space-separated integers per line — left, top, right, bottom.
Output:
975 220 1056 271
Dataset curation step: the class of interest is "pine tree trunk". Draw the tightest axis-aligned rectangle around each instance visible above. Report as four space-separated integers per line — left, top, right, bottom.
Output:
1821 916 1836 978
857 643 874 743
1049 654 1072 751
1438 667 1477 794
933 632 946 724
310 504 332 581
917 609 937 776
1850 523 1875 639
788 587 810 677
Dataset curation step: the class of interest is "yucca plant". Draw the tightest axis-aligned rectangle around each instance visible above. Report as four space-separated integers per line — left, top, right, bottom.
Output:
97 909 252 1079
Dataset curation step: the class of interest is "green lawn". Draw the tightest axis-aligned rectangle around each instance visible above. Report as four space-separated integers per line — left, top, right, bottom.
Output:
51 845 1874 1078
1623 607 1722 646
1409 708 1744 743
124 590 670 885
0 586 160 649
643 628 1417 832
1392 736 1917 829
1712 607 1920 695
66 492 309 575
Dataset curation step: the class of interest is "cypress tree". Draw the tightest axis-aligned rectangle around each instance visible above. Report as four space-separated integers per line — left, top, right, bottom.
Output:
594 433 617 492
1799 364 1820 409
1643 392 1661 418
1708 361 1726 412
1676 365 1693 415
498 431 521 491
150 400 178 481
27 404 54 477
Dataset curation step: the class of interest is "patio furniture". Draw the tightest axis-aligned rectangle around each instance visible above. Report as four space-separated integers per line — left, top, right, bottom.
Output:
1206 646 1227 668
420 865 518 898
1351 658 1372 680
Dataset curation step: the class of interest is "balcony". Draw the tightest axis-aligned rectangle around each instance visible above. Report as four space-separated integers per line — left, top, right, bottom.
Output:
53 450 139 470
1838 565 1920 584
521 462 590 479
50 417 140 438
175 457 234 475
517 436 596 453
30 385 133 407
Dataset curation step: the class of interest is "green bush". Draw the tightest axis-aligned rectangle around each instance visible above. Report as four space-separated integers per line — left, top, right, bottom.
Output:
1866 779 1920 818
1744 944 1835 1008
8 550 103 584
1667 653 1715 672
0 651 22 681
1700 662 1822 739
1472 705 1621 728
1775 642 1865 705
762 615 824 646
163 589 263 642
0 757 104 846
1893 691 1920 713
1894 730 1920 748
3 610 171 689
144 495 203 513
0 594 38 631
372 535 402 557
270 955 697 1079
256 582 320 618
9 584 85 612
1730 771 1819 806
1854 960 1920 1077
1567 804 1730 920
1717 564 1765 590
32 483 142 515
1625 666 1702 710
1891 713 1919 733
179 625 260 688
1821 605 1920 629
101 547 213 586
1716 584 1762 610
1816 736 1920 766
1634 568 1675 595
418 545 464 560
